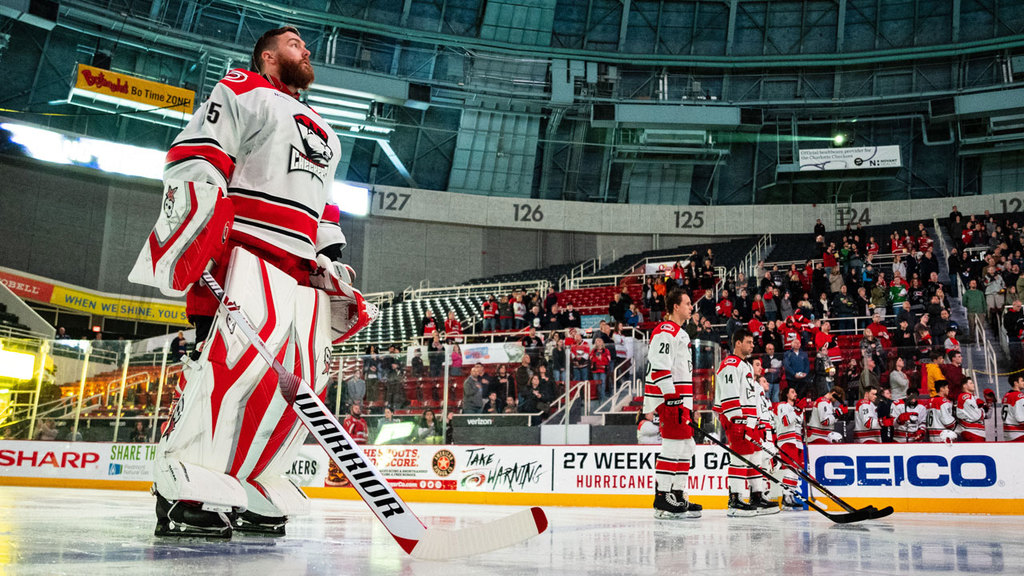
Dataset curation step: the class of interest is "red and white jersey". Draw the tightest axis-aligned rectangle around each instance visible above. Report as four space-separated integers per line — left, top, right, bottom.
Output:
715 299 733 318
927 395 956 442
165 69 341 262
713 355 757 428
944 337 961 354
757 389 774 443
643 321 692 413
342 415 369 445
481 301 498 319
1002 390 1024 441
772 401 802 445
853 399 881 443
891 399 927 442
444 318 463 340
806 396 837 443
955 392 986 438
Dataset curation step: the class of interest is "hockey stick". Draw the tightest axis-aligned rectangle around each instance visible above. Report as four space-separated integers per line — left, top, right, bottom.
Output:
689 423 877 524
200 271 548 559
751 437 894 520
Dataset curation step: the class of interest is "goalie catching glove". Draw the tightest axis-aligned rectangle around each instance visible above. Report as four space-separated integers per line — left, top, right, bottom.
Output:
309 254 378 345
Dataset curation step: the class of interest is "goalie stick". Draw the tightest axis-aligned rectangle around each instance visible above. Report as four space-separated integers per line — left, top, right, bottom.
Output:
750 437 894 521
200 271 548 559
689 422 879 524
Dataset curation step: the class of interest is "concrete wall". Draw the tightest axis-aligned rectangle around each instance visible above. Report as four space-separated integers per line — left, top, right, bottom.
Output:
4 155 1024 297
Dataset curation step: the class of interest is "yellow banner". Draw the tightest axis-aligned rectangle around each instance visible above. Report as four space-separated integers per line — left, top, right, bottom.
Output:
49 286 189 326
72 63 195 114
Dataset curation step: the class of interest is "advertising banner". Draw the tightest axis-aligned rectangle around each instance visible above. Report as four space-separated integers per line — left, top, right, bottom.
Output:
806 442 1019 499
71 63 195 116
643 259 691 276
799 145 902 171
3 441 1022 512
0 267 189 325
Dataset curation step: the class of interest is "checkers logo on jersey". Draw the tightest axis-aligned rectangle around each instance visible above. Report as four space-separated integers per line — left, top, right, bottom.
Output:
432 449 456 477
289 114 332 182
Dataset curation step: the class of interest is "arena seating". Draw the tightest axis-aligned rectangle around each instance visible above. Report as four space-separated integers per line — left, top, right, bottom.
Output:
463 262 581 288
349 294 484 345
0 302 32 334
767 219 934 264
595 238 761 277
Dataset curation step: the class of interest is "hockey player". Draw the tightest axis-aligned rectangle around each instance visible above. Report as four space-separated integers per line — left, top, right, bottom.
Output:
128 27 375 538
772 387 805 509
891 389 927 442
806 385 846 444
927 380 957 443
714 328 778 517
955 377 986 442
643 289 701 519
853 386 881 443
755 370 782 509
1003 375 1024 441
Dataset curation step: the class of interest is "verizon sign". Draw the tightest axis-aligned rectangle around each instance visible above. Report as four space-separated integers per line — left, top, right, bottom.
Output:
799 146 902 171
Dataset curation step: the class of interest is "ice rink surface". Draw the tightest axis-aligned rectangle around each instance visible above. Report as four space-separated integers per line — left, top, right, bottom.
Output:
0 486 1014 575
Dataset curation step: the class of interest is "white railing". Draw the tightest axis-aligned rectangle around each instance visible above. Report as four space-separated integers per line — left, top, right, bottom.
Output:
404 279 549 301
972 312 1000 397
559 258 600 292
567 250 704 290
728 233 773 284
362 291 395 308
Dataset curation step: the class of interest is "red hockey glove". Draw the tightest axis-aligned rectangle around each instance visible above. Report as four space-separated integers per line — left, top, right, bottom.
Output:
836 404 850 416
881 417 895 427
664 395 691 424
744 426 765 444
897 412 911 423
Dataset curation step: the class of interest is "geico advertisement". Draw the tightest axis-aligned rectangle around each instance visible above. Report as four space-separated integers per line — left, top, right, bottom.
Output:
807 443 1018 498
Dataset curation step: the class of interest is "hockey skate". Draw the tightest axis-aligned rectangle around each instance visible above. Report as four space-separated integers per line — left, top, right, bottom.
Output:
782 493 805 510
233 511 287 536
653 490 700 520
726 493 759 517
749 492 780 515
674 490 702 518
154 492 233 539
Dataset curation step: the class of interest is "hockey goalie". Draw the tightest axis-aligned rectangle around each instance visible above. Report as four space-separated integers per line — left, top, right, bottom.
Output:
128 26 376 538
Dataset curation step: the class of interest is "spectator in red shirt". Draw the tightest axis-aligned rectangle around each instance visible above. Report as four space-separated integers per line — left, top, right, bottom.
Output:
866 236 880 257
590 338 612 401
342 403 368 444
716 289 734 321
481 295 498 332
420 309 441 340
444 310 463 343
866 312 891 347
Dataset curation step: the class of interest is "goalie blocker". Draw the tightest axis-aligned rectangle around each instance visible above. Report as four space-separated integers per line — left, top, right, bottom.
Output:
128 180 234 298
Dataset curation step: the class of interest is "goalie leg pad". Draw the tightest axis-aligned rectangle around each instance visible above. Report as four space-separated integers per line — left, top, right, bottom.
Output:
152 454 247 511
129 180 234 298
242 475 310 519
157 248 324 510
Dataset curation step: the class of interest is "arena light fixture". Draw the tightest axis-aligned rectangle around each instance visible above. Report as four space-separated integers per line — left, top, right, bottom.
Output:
0 349 35 380
1 122 164 179
833 133 847 146
309 105 367 122
332 182 370 216
306 94 371 110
